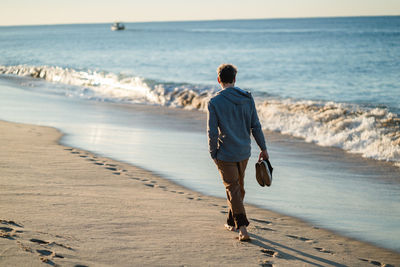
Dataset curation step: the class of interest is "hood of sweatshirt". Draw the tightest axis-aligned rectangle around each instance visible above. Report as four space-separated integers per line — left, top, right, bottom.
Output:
218 87 251 105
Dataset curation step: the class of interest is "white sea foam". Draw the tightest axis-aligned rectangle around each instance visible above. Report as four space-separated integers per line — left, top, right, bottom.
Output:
257 99 400 163
0 65 216 109
1 64 399 166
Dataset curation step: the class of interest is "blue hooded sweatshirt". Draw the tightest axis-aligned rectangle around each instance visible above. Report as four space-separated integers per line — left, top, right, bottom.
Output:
207 87 266 162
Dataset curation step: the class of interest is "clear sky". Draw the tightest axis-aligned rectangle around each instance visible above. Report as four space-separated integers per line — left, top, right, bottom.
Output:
1 0 399 26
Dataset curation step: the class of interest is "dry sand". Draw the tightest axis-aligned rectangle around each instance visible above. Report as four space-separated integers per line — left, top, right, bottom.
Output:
0 120 399 267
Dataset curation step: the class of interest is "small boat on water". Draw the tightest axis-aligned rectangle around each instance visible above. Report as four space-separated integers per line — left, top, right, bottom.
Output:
111 22 125 31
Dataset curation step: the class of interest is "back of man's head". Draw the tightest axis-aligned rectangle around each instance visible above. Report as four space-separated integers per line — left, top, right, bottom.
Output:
217 64 237 84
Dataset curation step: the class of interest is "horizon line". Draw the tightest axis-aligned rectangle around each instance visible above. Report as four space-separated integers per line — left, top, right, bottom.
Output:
0 14 399 27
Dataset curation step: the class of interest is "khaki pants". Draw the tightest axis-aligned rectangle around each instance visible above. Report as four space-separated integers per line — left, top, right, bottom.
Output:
217 159 249 228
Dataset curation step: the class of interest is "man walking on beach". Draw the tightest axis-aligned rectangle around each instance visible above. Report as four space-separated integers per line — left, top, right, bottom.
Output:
207 64 268 241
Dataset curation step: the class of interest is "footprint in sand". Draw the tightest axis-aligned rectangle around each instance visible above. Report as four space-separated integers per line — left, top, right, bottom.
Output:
30 238 49 244
95 162 104 166
36 249 53 256
0 220 24 240
255 225 275 232
0 226 15 239
106 163 117 167
36 249 64 259
261 249 279 258
11 233 71 265
260 261 274 267
286 234 313 242
359 258 394 267
0 220 23 227
314 247 333 254
144 184 154 188
2 219 70 265
187 197 194 200
39 257 55 265
220 211 228 214
105 167 118 171
0 226 14 232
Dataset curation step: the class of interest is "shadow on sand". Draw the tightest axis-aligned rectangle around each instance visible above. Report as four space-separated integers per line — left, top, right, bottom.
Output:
249 233 347 267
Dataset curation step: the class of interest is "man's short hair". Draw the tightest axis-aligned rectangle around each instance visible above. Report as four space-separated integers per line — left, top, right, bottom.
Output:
217 64 237 84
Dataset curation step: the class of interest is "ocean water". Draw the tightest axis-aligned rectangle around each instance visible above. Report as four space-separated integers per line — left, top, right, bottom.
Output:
1 16 400 251
1 16 399 165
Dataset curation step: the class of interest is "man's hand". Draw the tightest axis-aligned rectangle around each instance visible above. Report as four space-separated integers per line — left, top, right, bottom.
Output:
258 149 269 162
213 158 218 166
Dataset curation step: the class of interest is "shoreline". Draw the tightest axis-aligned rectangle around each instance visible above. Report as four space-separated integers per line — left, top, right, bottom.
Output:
57 116 400 251
1 120 399 266
1 73 399 252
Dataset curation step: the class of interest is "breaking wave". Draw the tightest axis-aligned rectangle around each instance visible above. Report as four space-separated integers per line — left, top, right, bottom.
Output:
0 64 216 110
1 64 399 166
256 99 400 165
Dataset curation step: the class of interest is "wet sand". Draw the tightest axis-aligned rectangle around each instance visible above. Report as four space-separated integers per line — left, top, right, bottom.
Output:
0 120 399 266
2 77 400 252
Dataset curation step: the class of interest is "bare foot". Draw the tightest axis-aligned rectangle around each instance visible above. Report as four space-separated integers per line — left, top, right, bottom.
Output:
238 226 250 241
224 224 236 231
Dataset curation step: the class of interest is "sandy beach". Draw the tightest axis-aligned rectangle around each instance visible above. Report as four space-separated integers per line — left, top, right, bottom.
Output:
0 120 399 267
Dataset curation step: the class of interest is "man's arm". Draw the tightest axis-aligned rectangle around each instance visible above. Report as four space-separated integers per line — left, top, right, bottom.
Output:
250 96 268 159
207 101 219 162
